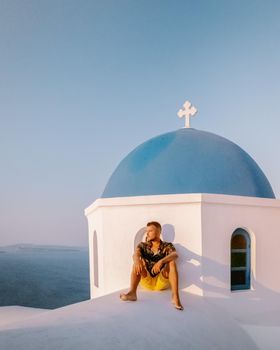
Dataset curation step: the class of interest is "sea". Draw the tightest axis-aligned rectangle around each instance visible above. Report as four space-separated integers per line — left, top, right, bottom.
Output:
0 244 90 309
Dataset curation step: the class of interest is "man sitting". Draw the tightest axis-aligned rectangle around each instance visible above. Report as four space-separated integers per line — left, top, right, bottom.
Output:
120 221 184 310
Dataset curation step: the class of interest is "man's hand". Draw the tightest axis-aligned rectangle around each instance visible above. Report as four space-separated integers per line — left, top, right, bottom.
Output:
151 260 163 275
133 260 143 275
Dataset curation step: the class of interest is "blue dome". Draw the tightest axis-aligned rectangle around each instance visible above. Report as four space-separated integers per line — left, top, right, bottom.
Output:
102 128 275 199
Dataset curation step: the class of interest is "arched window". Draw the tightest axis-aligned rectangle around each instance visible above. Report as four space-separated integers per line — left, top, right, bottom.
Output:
230 228 251 291
93 231 99 287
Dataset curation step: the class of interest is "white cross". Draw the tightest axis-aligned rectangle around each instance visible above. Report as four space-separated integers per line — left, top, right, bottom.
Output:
177 100 198 128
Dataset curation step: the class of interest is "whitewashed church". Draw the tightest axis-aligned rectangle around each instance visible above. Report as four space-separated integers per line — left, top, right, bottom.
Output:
85 100 280 313
2 102 280 350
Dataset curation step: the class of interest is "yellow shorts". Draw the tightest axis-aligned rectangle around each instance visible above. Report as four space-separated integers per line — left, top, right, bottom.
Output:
139 271 170 291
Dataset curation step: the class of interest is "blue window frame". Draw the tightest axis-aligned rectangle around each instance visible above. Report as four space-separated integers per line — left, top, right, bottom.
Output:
231 228 251 291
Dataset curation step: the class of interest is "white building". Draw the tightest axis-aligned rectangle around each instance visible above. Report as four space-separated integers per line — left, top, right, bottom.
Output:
2 108 280 350
85 120 280 316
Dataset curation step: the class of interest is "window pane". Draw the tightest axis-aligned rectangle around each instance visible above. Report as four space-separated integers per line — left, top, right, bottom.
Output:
231 270 246 285
231 252 246 267
231 234 246 249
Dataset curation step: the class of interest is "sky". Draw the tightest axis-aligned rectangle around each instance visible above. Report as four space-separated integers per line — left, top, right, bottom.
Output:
1 0 280 247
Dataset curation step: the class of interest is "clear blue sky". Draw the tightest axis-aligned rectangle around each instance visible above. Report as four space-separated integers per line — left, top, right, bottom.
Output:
1 0 280 246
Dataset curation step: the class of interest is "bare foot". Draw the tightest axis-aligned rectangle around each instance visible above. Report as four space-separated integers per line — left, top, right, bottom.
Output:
120 291 137 301
171 297 184 311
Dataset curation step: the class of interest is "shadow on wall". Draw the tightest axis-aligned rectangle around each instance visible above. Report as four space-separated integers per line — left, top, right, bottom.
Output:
133 223 182 249
134 227 147 250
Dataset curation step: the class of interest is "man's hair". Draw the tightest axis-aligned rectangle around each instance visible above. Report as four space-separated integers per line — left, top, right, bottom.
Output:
147 221 162 232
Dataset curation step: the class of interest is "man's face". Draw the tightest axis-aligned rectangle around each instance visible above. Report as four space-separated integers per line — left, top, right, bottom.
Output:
146 225 160 241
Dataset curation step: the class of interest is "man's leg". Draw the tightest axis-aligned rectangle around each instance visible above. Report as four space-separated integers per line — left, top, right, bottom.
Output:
120 259 147 301
162 260 184 310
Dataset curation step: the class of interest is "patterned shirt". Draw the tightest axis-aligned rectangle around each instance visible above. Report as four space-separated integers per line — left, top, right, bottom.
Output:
136 239 176 277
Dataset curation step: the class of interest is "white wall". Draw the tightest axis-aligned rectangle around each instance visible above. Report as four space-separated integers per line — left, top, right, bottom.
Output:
201 193 280 297
85 194 203 298
85 193 280 303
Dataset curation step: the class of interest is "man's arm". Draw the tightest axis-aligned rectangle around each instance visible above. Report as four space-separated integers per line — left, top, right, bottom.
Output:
161 243 178 264
132 245 144 275
132 247 142 263
160 251 178 264
151 249 178 274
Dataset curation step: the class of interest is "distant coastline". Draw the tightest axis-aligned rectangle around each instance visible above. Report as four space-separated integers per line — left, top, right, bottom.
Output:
0 243 88 253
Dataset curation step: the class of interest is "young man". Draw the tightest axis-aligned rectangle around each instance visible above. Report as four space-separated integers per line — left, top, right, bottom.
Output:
120 221 184 310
